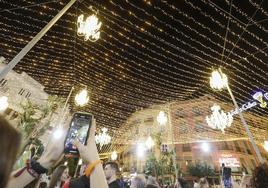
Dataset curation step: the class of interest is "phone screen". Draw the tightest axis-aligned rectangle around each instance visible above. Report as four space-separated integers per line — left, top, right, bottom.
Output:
64 112 92 156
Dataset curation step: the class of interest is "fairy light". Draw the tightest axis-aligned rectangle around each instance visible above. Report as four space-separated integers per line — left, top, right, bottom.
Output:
0 1 267 152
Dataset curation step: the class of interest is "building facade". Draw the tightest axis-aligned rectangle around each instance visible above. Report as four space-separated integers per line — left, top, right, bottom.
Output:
119 95 268 177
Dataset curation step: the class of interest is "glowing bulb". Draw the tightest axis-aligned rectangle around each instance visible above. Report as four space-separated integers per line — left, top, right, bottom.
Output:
53 128 63 139
210 70 228 90
201 142 210 152
78 158 83 165
137 143 145 158
157 111 168 125
111 151 118 161
264 141 268 152
0 96 8 111
77 14 102 42
75 89 89 106
145 136 155 149
64 161 68 166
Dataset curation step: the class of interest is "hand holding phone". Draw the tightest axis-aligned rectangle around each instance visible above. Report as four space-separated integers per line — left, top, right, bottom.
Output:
64 112 93 157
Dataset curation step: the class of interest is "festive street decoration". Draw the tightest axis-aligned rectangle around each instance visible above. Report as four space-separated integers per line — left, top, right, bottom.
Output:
253 92 267 108
157 111 168 126
111 150 118 160
95 128 111 149
0 96 8 111
206 104 233 133
210 70 228 90
77 14 102 42
75 89 89 106
145 136 155 149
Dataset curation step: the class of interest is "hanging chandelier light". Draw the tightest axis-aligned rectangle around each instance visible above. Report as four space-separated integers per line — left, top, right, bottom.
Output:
157 111 168 125
145 136 155 149
206 104 233 133
77 14 102 42
111 150 118 161
95 127 111 149
0 96 8 111
75 89 89 106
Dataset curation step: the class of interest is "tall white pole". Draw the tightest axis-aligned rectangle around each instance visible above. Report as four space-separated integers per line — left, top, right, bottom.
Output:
58 86 74 127
167 103 179 182
0 0 77 80
226 85 264 164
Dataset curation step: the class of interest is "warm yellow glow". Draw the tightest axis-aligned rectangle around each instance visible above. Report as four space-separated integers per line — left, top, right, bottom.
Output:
111 150 118 161
77 14 102 42
264 141 268 152
0 96 8 111
157 111 168 125
75 89 89 106
210 70 228 90
145 136 155 149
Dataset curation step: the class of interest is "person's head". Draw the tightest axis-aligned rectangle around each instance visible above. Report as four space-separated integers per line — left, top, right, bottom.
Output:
252 162 268 188
0 116 21 188
130 175 146 188
48 165 69 188
222 163 225 167
104 162 119 181
39 182 47 188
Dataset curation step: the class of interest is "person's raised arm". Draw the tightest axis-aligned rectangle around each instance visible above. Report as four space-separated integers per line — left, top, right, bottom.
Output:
74 118 108 188
7 119 69 188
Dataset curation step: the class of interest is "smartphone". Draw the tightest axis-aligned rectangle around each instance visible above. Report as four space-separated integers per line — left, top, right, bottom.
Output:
64 112 93 157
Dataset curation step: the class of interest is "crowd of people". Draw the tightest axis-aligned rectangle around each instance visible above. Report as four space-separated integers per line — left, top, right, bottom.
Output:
0 115 268 188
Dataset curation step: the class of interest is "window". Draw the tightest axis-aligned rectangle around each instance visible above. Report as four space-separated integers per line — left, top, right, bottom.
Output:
0 79 7 87
175 108 185 118
193 107 202 116
183 144 191 152
179 121 188 134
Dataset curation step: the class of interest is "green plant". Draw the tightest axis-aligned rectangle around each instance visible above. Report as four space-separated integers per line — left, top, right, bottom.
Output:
188 162 215 178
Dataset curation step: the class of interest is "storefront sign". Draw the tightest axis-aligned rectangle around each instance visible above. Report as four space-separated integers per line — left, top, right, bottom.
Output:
219 154 240 167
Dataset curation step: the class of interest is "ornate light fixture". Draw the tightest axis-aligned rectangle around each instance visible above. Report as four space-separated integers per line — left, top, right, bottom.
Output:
145 136 155 149
77 14 102 42
111 150 118 161
157 111 168 125
210 69 228 90
264 141 268 152
95 127 111 149
206 104 233 133
0 96 8 111
75 89 89 106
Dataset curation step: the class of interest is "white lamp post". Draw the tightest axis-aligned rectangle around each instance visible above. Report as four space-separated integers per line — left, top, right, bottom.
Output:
210 68 264 163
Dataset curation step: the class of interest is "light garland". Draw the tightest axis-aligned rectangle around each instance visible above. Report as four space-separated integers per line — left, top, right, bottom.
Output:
0 0 267 154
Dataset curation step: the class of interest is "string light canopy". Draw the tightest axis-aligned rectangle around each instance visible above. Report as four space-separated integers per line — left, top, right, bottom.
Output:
0 1 268 155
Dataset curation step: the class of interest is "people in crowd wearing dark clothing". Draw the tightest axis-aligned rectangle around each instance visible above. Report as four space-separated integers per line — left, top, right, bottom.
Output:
252 162 268 188
221 163 232 188
104 162 121 188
